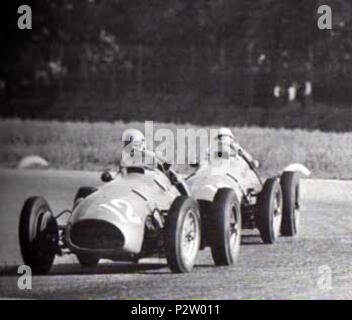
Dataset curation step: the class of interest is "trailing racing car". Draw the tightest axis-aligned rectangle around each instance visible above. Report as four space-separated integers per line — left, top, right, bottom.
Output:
186 131 310 266
18 165 202 274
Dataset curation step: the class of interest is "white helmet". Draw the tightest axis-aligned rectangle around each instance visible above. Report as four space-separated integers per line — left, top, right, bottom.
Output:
216 127 234 140
209 127 235 159
122 129 145 150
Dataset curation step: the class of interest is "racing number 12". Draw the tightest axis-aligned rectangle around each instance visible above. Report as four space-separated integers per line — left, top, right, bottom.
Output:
100 199 141 225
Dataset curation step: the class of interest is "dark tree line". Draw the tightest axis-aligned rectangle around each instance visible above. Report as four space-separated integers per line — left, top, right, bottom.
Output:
1 0 352 120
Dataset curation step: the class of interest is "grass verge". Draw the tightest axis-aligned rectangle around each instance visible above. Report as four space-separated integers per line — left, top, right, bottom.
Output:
0 118 351 179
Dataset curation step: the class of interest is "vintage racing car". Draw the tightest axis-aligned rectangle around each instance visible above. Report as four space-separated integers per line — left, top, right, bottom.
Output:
18 165 202 274
186 145 310 266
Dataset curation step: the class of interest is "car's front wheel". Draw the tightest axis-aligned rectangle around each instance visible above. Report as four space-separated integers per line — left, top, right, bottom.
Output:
164 196 201 273
210 188 241 266
256 178 283 244
19 197 59 275
280 171 300 236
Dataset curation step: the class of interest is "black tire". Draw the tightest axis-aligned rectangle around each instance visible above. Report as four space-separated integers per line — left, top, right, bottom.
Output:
280 172 300 236
256 178 283 244
19 197 59 275
164 196 201 273
210 188 241 266
73 186 97 208
77 254 99 267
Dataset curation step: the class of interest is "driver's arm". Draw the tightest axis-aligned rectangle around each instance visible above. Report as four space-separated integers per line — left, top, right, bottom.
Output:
153 151 171 172
238 147 254 164
233 143 259 169
151 151 179 184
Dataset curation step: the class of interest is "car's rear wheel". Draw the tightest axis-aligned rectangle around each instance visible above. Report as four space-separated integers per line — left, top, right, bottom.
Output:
77 254 99 267
19 197 59 275
280 172 300 236
210 188 241 266
73 186 97 209
256 178 283 244
164 196 201 273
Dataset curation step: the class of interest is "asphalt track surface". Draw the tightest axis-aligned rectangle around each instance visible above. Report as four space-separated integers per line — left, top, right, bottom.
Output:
0 169 351 299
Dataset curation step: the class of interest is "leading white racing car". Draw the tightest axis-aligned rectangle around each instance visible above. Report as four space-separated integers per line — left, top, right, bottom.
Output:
18 165 202 274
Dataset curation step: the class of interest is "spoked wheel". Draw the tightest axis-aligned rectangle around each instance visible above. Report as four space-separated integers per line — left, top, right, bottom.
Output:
256 178 283 244
165 196 201 273
210 188 241 266
19 197 59 275
280 171 300 236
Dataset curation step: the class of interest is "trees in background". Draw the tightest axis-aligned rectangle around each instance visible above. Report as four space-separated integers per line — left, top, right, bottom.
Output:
1 0 352 118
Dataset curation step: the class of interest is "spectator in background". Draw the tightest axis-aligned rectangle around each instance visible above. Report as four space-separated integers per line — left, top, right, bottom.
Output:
297 81 312 108
273 83 282 108
273 81 289 108
288 83 297 103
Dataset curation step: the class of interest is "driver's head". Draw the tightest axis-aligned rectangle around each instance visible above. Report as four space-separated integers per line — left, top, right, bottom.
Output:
208 127 235 160
122 129 145 151
213 127 235 147
216 127 234 141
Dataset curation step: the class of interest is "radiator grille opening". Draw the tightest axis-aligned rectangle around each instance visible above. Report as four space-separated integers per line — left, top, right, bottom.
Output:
70 220 125 250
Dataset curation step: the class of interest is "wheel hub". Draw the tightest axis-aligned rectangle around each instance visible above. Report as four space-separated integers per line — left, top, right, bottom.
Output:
273 190 283 237
229 207 240 254
181 210 199 265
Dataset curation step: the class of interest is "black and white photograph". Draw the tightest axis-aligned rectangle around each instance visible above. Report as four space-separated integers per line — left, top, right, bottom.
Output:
0 0 351 302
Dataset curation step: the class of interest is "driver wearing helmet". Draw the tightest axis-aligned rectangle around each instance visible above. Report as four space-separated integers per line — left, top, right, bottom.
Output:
102 129 190 196
208 127 259 170
120 128 169 172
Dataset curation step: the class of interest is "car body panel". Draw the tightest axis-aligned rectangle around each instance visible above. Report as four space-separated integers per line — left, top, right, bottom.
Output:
66 169 180 257
187 157 261 202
